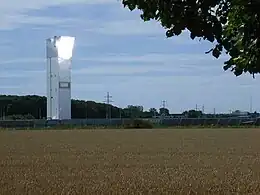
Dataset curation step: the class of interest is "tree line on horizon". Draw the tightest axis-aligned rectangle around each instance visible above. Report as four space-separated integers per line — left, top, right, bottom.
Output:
0 95 258 120
0 95 169 120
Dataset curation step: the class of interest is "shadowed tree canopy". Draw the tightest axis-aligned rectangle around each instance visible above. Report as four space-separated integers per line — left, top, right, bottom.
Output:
0 95 161 119
122 0 260 77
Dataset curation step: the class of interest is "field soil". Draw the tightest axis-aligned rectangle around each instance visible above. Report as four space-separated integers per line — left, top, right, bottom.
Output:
0 129 260 194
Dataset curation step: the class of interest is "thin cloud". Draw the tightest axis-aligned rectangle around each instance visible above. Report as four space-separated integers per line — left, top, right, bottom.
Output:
0 58 44 65
89 19 164 36
78 53 227 65
0 0 116 29
0 70 43 78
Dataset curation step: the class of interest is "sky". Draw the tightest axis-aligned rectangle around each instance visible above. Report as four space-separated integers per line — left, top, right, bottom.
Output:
0 0 259 113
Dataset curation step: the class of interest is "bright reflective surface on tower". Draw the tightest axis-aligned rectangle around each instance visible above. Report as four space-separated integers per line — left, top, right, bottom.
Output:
55 36 75 62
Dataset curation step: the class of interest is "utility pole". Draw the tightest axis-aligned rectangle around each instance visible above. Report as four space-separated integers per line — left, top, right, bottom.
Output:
195 104 198 111
202 105 205 113
104 92 113 119
160 100 167 117
162 100 166 108
159 100 167 123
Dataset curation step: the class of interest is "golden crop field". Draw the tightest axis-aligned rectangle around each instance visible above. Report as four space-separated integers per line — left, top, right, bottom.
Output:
1 129 260 194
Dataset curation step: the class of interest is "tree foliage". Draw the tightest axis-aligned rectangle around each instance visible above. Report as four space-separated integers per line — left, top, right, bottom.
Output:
1 95 257 119
122 0 260 76
159 107 170 115
0 95 159 119
182 110 203 118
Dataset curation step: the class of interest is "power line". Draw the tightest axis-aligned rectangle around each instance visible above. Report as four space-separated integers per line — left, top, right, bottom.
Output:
104 92 113 119
160 100 167 117
161 100 167 109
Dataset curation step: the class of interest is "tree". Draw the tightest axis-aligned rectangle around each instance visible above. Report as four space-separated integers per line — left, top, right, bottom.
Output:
122 0 260 76
159 107 170 116
125 105 144 118
0 95 124 119
182 110 203 118
149 108 158 116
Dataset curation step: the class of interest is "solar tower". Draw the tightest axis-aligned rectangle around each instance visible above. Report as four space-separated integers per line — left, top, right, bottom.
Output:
46 36 75 120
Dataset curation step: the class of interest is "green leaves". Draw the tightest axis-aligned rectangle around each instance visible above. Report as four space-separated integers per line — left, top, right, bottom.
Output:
223 62 232 71
190 32 196 40
212 47 221 58
122 0 260 77
166 29 174 38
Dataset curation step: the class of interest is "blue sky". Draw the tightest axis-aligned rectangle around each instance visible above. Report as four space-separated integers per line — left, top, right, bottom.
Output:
0 0 259 113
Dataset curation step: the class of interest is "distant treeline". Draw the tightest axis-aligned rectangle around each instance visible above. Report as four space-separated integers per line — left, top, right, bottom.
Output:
0 95 160 119
0 95 258 120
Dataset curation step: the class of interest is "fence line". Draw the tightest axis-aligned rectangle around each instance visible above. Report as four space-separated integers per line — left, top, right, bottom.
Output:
0 117 258 129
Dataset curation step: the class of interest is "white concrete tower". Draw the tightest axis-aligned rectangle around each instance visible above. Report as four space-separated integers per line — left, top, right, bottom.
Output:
46 36 75 120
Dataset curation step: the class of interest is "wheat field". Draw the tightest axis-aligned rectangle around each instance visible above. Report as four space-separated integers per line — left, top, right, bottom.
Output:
0 129 260 194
